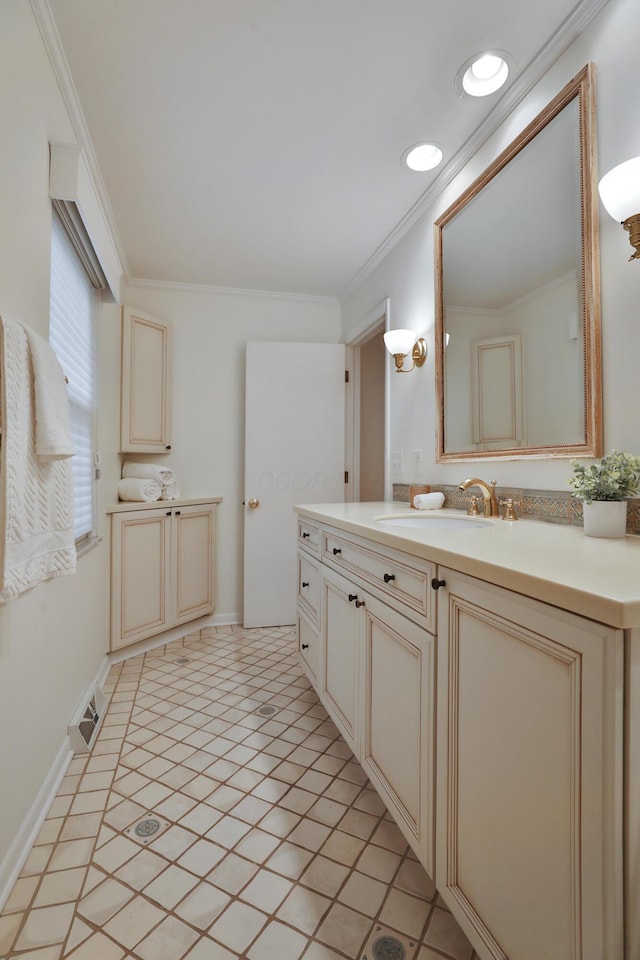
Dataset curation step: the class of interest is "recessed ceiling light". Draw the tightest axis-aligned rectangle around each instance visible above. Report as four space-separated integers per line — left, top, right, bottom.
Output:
456 51 511 98
402 142 443 172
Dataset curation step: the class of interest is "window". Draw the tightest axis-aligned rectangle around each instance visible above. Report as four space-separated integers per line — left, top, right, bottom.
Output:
49 210 98 544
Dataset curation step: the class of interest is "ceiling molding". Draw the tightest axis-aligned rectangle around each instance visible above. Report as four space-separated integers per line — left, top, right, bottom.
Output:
338 0 610 304
30 0 130 279
126 277 339 306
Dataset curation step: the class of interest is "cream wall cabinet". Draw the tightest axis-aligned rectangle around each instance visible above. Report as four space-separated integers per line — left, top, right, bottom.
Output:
109 499 220 651
436 567 622 960
120 306 172 453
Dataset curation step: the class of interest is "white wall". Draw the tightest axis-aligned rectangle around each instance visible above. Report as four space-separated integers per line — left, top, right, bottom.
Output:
0 2 117 879
119 282 341 621
342 0 640 489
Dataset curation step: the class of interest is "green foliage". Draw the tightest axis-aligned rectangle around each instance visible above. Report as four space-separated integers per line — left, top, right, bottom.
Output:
568 449 640 502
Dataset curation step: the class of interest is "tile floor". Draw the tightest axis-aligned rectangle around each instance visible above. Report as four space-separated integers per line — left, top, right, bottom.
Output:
0 625 478 960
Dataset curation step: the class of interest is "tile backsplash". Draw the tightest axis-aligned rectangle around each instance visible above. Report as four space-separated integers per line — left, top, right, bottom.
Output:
393 483 640 535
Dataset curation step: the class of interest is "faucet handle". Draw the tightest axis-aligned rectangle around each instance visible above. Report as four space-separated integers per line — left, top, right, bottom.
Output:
500 497 521 521
466 495 481 516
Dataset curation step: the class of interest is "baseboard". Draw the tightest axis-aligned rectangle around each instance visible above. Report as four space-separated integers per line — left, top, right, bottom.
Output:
0 737 72 912
0 652 113 912
108 612 242 665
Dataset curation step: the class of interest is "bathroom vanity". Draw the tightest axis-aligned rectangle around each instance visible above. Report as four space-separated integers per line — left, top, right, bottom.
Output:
295 501 640 960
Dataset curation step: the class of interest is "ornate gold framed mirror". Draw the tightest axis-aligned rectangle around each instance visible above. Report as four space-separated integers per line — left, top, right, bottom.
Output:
435 63 602 462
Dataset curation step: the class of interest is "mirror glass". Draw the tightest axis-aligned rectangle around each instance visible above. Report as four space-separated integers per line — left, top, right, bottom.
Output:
435 64 602 461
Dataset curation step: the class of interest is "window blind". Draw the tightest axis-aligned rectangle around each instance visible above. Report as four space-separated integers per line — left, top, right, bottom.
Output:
49 211 97 542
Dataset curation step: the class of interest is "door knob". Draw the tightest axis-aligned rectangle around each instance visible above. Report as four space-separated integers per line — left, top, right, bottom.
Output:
248 499 260 509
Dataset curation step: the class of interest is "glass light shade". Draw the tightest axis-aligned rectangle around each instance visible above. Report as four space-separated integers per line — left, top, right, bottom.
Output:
462 54 509 97
598 157 640 221
404 143 443 172
384 329 417 356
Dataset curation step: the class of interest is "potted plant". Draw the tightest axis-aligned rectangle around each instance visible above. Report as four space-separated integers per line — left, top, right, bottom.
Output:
568 449 640 538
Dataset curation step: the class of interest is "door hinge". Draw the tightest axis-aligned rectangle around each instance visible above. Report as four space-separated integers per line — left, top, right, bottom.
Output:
345 370 350 383
344 471 349 484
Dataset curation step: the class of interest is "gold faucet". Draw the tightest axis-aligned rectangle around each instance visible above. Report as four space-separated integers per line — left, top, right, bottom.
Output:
457 478 500 517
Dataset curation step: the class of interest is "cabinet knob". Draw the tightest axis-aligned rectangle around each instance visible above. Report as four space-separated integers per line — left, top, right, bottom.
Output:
301 643 309 650
166 511 172 516
165 445 171 450
302 581 309 588
348 593 358 603
431 577 446 590
383 573 395 583
175 510 181 516
332 547 342 555
355 599 365 608
302 531 310 538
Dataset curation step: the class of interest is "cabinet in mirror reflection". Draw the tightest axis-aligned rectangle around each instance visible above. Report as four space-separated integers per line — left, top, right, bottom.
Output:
435 63 602 462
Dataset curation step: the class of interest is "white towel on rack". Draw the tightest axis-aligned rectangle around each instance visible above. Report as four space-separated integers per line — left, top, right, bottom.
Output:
24 327 74 461
117 478 162 502
160 481 181 501
122 461 175 484
0 315 76 603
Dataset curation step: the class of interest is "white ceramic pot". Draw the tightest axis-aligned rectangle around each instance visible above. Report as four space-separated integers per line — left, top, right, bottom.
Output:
582 499 628 539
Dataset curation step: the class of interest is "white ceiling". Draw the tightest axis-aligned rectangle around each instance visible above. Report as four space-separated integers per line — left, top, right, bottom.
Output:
43 0 605 299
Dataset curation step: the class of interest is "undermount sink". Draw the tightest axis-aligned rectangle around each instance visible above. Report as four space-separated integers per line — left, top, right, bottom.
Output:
375 512 494 530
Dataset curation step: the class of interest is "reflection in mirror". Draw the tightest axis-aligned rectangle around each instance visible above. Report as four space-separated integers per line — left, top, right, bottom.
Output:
435 64 602 462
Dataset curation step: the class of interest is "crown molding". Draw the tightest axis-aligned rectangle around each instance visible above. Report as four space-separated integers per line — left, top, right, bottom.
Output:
30 0 130 279
126 277 339 305
339 0 610 304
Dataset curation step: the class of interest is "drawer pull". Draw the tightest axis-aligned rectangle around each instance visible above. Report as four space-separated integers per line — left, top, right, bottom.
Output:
383 573 395 583
431 577 446 590
355 599 365 608
301 643 309 650
302 581 309 588
166 511 172 516
348 593 358 602
332 547 342 555
302 531 310 539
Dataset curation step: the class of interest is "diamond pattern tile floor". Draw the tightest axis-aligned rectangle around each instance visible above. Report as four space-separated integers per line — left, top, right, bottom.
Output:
0 625 479 960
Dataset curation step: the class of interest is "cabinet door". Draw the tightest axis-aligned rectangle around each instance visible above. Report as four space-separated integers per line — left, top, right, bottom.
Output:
297 607 320 685
120 306 171 453
321 566 361 754
171 504 216 625
110 508 171 650
361 593 435 874
436 568 622 960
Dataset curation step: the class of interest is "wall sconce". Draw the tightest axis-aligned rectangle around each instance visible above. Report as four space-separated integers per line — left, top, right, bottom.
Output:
383 329 427 373
598 156 640 261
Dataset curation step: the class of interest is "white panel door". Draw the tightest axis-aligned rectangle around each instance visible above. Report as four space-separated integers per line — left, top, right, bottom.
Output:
244 342 345 628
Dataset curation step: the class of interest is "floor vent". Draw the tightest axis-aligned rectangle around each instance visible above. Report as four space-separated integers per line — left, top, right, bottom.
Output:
68 687 106 754
360 927 416 960
256 705 277 717
175 657 190 664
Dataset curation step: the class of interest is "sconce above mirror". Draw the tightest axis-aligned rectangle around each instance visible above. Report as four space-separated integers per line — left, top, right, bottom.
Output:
435 63 602 462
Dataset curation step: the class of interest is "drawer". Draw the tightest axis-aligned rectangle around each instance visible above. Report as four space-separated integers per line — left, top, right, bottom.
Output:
297 517 321 558
322 527 435 631
298 552 321 626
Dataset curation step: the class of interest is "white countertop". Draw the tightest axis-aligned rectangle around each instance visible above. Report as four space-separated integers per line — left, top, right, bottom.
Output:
294 501 640 629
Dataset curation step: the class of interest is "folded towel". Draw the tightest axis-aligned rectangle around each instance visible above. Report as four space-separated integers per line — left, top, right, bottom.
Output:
122 461 175 484
117 478 162 502
413 492 445 510
25 327 74 461
160 481 181 501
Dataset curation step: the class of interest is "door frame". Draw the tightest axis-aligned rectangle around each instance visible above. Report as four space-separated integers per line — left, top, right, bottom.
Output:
345 298 391 502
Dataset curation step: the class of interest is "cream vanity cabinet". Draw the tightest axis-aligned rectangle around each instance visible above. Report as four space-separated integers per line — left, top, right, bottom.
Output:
436 567 622 960
109 498 221 651
297 520 437 873
120 306 172 453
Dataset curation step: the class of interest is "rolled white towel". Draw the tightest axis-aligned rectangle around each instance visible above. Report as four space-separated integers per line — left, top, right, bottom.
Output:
122 461 175 484
413 492 445 510
160 481 181 501
118 478 162 502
